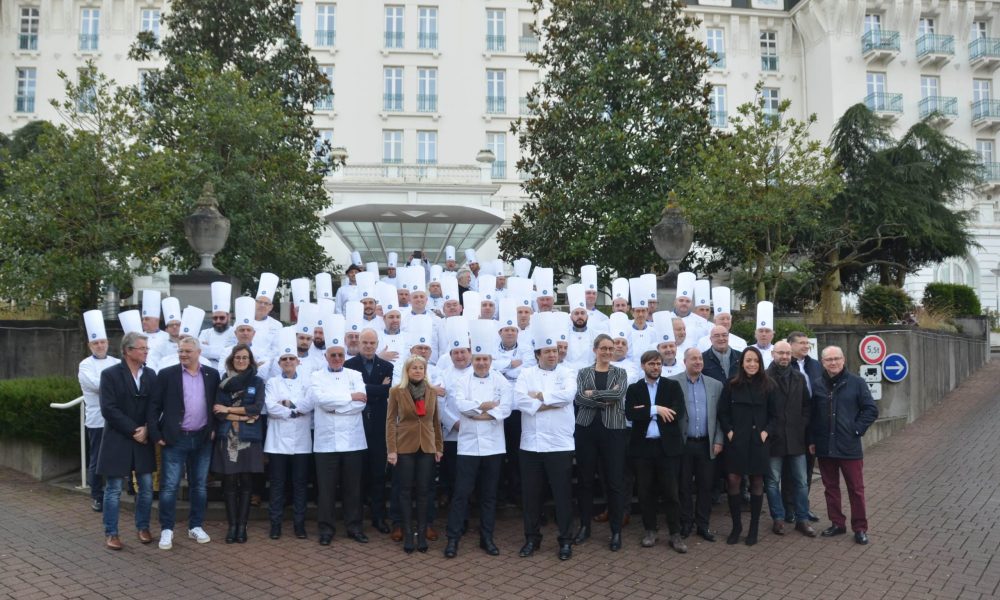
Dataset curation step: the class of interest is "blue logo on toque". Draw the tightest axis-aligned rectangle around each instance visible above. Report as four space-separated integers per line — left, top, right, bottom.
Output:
453 341 459 347
183 327 189 333
90 333 97 339
760 320 766 326
546 338 552 345
475 345 482 352
419 337 426 343
243 318 250 324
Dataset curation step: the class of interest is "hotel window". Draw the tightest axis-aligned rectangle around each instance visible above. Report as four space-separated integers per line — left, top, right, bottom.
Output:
383 130 403 164
418 7 438 49
316 66 334 110
486 69 506 114
80 8 100 51
486 8 505 52
140 9 160 42
15 67 37 113
417 68 438 112
385 6 404 48
760 31 777 71
19 7 39 51
384 67 403 111
417 130 437 165
315 4 335 47
487 132 506 179
706 28 725 68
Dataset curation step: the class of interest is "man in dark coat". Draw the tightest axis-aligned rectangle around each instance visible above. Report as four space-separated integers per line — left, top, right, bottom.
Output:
625 351 688 553
810 345 879 545
345 327 395 534
787 331 823 522
97 331 157 550
701 326 741 384
763 341 815 537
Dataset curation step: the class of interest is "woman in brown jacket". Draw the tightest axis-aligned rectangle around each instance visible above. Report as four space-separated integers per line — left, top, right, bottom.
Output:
387 355 443 553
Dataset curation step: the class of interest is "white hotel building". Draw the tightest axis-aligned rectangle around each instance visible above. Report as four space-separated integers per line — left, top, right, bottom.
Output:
2 0 1000 312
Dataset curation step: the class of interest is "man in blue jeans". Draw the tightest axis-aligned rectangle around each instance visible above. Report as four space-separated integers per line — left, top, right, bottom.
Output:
763 341 816 537
148 337 221 550
97 331 157 550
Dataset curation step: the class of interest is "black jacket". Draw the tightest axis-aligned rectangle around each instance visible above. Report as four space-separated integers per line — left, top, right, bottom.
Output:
810 370 879 460
765 363 811 457
701 348 742 385
625 377 687 458
147 363 221 447
344 354 394 408
97 362 158 477
718 381 776 475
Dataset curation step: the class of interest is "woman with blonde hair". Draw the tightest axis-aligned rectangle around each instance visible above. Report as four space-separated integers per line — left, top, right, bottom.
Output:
387 355 443 553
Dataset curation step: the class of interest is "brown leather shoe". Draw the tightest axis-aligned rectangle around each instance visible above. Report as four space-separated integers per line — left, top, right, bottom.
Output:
137 529 153 544
772 520 785 535
795 521 817 537
593 510 609 523
425 526 439 541
390 526 404 542
106 535 123 550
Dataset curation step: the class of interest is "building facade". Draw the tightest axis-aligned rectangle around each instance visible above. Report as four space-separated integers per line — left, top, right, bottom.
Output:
2 0 999 311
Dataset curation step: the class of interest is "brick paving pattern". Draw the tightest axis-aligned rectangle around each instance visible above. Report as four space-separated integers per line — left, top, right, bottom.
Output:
2 358 999 599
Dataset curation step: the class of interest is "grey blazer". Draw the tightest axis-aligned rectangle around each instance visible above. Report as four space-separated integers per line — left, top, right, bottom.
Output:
669 372 725 459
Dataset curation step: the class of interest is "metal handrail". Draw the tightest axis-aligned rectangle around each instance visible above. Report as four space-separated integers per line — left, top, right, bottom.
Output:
50 396 87 489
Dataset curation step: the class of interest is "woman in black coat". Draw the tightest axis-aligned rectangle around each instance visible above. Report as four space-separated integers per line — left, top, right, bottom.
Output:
718 346 776 546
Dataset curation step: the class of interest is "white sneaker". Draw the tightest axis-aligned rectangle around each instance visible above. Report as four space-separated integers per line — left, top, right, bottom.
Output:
158 529 173 550
188 527 211 544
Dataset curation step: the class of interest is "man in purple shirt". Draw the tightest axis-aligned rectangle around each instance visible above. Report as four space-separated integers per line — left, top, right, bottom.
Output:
148 337 221 550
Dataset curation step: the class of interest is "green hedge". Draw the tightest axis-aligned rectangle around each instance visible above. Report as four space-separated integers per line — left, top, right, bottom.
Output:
730 318 814 343
923 283 982 316
0 377 82 455
858 285 913 324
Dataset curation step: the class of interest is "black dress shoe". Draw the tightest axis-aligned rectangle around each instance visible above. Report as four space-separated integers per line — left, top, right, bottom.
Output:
519 540 540 557
784 514 795 524
91 499 103 512
821 525 847 537
294 523 307 539
443 538 459 558
373 519 392 534
609 532 622 552
480 538 500 556
697 528 716 542
348 531 369 544
679 524 692 538
558 543 572 561
854 531 869 545
808 511 820 522
319 532 333 546
572 525 590 545
269 523 281 539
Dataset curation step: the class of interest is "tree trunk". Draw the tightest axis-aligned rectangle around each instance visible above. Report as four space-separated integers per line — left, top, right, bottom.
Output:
878 264 891 286
755 254 767 303
818 250 843 324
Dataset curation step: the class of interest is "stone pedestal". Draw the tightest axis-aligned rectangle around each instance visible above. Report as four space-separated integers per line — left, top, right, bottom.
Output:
169 272 241 317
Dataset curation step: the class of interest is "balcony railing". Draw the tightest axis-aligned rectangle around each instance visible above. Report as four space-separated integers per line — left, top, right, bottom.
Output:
519 35 539 53
709 110 728 128
916 33 954 57
979 162 1000 182
973 99 1000 121
417 94 438 112
761 55 778 71
315 29 336 47
710 52 726 68
385 31 404 49
18 33 38 51
315 95 334 111
383 93 403 112
15 96 35 113
79 33 99 51
918 95 957 118
865 92 903 113
969 37 1000 61
861 30 900 54
344 163 482 183
418 32 438 49
491 160 507 179
486 96 506 114
486 35 506 52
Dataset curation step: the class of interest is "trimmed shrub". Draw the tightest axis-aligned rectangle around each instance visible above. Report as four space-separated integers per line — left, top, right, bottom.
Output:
730 318 813 343
923 283 982 316
0 377 82 455
858 285 913 324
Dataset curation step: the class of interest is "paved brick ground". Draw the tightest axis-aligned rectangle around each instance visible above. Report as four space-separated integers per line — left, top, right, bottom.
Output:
2 358 999 600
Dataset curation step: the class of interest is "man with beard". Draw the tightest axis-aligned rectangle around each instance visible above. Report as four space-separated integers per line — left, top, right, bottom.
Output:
563 284 604 372
199 282 236 370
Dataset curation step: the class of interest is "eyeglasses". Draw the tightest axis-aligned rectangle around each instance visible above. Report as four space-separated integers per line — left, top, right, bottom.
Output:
233 355 251 361
327 352 345 358
279 356 297 362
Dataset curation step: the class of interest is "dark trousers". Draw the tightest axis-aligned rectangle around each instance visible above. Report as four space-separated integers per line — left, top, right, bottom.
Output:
634 443 681 535
85 427 104 501
396 451 435 534
520 450 574 545
435 440 458 506
575 419 628 533
501 411 522 502
679 437 714 531
446 454 503 540
362 401 389 521
267 453 309 526
315 450 364 535
818 457 868 532
389 461 437 526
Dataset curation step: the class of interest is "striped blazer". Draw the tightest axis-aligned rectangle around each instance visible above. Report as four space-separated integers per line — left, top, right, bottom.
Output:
574 366 629 429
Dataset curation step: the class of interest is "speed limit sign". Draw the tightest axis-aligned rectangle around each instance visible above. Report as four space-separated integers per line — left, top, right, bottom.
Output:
859 335 887 365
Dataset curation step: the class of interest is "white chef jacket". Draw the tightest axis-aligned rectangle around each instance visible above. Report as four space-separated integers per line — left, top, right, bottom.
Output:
661 360 686 378
264 371 314 454
335 283 360 314
437 364 471 442
627 322 657 366
514 364 578 452
611 359 642 385
148 336 178 373
198 326 237 368
564 327 601 373
453 370 512 456
494 341 536 383
377 330 408 368
682 313 712 347
250 315 283 361
751 343 775 369
78 354 120 428
309 367 367 452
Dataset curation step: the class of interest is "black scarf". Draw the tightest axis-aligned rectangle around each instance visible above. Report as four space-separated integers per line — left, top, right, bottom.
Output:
220 366 258 404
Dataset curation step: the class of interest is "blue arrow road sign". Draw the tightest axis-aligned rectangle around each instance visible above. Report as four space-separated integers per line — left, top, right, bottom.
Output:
882 353 908 383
